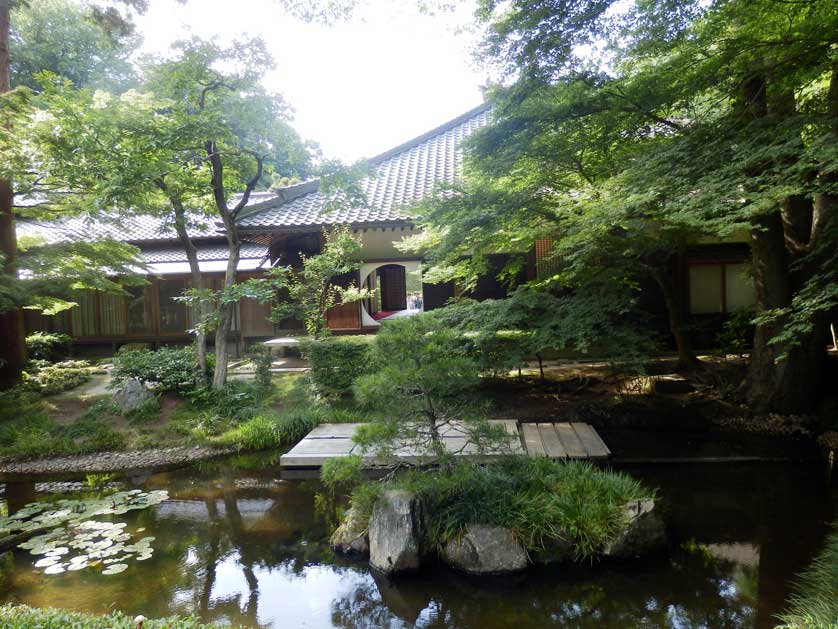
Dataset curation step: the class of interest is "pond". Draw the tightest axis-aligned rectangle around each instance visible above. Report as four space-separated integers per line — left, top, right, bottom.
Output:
0 454 835 629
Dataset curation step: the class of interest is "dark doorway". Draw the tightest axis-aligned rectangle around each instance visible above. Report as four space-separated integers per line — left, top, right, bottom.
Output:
378 264 407 311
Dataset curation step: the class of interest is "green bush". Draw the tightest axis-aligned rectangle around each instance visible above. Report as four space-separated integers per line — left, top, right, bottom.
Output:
25 332 72 362
301 336 373 398
22 360 91 395
776 524 838 628
350 457 653 560
113 346 212 392
0 604 234 629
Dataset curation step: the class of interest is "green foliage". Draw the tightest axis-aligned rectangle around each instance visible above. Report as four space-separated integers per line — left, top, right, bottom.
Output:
776 524 838 628
716 308 755 356
22 359 92 395
301 336 373 399
413 0 838 397
10 0 140 91
0 398 125 460
0 606 232 629
212 414 282 451
321 454 364 496
249 344 274 388
352 315 510 461
112 347 210 392
24 332 71 362
350 457 653 560
239 226 373 338
430 287 655 376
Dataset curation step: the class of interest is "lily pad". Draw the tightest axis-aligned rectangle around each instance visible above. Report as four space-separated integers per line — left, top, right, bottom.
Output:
101 563 128 575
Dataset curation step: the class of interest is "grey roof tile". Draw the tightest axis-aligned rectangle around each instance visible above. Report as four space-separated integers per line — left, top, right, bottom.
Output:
237 103 491 230
141 242 267 264
16 213 221 244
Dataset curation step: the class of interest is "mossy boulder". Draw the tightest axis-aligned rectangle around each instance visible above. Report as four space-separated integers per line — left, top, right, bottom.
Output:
441 524 527 575
330 505 369 556
603 498 666 559
369 490 425 575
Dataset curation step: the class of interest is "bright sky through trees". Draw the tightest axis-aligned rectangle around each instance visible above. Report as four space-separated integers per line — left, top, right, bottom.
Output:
135 0 485 162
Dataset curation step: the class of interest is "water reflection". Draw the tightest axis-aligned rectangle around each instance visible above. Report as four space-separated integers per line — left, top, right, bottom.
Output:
0 459 834 629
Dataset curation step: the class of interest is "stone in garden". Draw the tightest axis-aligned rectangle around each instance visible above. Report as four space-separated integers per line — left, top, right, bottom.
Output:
603 498 666 559
112 379 154 414
330 505 369 556
368 490 424 575
441 524 527 575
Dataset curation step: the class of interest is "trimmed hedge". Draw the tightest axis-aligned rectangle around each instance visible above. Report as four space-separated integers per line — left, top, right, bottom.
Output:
300 337 373 399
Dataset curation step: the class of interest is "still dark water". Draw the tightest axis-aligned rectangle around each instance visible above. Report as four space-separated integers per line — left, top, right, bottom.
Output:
1 454 835 629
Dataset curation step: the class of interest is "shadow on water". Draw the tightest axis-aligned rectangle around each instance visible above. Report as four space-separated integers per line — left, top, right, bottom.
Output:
0 451 835 629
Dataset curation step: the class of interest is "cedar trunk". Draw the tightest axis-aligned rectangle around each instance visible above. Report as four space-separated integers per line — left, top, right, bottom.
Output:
651 264 700 371
743 212 823 413
0 0 27 388
212 227 240 389
171 204 208 387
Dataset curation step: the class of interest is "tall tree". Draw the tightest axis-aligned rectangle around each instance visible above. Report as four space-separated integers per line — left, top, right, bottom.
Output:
28 38 312 389
0 0 145 386
0 0 25 387
417 0 837 412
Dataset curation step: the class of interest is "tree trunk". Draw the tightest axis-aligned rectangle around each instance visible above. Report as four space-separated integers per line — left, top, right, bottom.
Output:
742 66 835 413
651 263 701 371
171 202 208 388
0 1 27 388
212 222 240 390
743 212 822 412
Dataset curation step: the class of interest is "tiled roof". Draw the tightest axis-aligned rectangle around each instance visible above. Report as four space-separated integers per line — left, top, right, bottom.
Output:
15 193 278 245
237 103 492 230
141 242 268 264
16 213 222 245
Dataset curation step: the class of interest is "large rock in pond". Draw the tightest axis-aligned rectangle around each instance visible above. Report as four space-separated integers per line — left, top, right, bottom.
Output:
112 378 154 414
603 498 666 559
331 505 369 556
369 490 424 575
441 524 528 575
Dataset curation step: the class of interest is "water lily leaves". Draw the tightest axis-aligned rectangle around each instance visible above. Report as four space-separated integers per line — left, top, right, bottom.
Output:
34 557 60 568
44 564 66 575
2 489 168 577
101 563 128 575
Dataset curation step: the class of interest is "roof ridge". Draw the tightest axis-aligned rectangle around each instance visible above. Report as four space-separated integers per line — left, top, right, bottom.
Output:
236 179 321 222
365 101 490 166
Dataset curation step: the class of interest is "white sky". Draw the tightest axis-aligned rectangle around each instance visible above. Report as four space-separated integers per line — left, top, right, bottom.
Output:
134 0 487 163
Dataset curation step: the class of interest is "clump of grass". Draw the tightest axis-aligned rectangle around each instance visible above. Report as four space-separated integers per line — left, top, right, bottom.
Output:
0 604 235 629
776 524 838 628
348 457 653 560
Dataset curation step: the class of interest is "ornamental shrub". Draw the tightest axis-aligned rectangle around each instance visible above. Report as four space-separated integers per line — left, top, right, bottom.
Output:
25 332 72 362
300 336 373 399
22 360 92 395
112 346 213 392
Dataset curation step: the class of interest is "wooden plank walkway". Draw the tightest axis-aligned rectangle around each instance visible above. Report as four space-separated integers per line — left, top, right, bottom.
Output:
280 420 610 469
525 422 611 460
